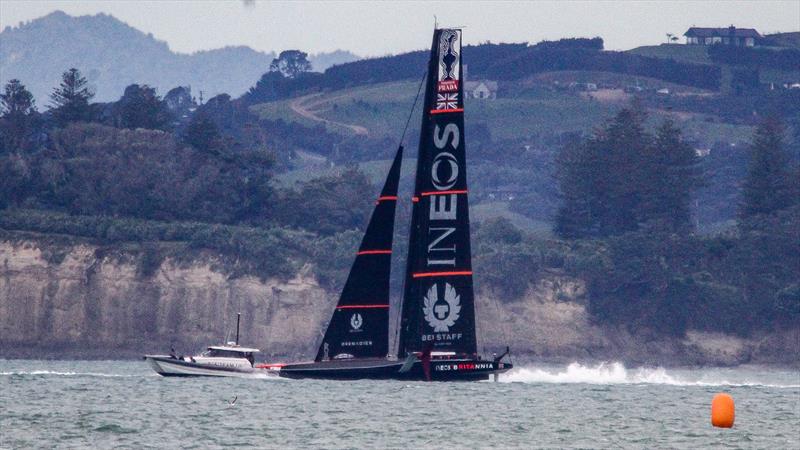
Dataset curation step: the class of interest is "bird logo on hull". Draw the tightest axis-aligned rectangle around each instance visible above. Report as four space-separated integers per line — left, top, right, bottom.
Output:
423 282 461 332
350 313 363 331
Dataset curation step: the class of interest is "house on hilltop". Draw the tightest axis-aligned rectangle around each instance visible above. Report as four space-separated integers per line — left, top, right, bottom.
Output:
462 64 498 99
464 80 498 99
684 26 761 47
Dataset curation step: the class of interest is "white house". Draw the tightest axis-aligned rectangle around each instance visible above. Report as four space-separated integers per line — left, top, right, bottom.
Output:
464 80 498 99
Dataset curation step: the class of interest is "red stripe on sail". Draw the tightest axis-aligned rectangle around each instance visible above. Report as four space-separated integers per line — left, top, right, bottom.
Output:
430 108 464 115
378 196 398 201
412 196 420 203
357 250 392 255
336 304 390 309
420 189 468 197
412 271 473 278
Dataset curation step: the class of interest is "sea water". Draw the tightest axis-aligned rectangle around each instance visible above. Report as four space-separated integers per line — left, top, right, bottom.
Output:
1 360 798 449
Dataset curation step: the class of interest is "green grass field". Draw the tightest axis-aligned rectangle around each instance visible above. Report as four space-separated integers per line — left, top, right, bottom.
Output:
627 44 713 64
273 157 417 189
471 201 553 236
252 74 754 148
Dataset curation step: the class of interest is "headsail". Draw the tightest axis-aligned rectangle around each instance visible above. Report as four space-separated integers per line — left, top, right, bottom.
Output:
398 29 477 358
315 146 404 361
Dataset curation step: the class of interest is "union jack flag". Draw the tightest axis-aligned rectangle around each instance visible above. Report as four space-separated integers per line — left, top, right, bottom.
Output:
436 92 459 110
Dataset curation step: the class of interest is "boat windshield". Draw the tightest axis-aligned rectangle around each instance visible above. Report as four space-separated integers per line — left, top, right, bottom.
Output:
204 349 247 358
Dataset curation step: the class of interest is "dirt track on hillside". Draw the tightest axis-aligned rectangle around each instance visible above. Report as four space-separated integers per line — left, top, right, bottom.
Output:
289 94 369 135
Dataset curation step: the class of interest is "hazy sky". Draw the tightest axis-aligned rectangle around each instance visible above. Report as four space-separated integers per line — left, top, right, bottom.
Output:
2 1 798 56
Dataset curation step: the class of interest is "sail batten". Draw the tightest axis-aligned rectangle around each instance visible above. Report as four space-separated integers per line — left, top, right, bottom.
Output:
314 146 404 362
398 29 478 358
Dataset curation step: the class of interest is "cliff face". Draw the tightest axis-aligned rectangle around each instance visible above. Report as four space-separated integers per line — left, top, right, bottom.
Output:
0 239 330 359
2 237 797 365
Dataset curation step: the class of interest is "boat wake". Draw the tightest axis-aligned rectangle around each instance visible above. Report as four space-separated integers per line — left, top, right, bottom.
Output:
0 369 283 379
0 370 148 378
500 362 800 388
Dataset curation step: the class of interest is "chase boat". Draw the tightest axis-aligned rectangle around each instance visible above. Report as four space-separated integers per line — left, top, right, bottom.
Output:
145 314 262 377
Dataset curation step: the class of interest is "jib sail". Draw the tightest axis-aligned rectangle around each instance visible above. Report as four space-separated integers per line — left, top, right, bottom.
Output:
398 29 477 358
315 146 404 361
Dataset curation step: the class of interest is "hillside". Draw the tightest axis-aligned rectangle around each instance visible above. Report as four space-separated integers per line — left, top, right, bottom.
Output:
0 11 359 104
251 73 761 231
1 22 798 363
627 43 800 86
628 44 712 64
253 77 752 142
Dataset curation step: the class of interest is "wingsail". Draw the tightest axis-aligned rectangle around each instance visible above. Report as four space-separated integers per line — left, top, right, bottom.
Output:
398 29 478 358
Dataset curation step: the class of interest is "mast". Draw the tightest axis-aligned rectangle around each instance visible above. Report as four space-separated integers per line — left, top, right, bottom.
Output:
314 146 404 361
398 29 477 358
235 313 241 345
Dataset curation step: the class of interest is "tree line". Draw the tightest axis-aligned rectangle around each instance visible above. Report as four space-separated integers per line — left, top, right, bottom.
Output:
0 67 371 236
243 38 723 105
547 105 799 336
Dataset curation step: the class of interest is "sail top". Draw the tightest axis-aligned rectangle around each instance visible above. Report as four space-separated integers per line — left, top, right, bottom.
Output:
315 146 404 362
398 29 477 358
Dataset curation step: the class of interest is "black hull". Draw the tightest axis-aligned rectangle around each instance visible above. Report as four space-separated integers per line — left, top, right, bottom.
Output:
278 358 512 382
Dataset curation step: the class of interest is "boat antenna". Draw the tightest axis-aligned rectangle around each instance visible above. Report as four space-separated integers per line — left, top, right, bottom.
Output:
235 312 241 346
434 15 438 30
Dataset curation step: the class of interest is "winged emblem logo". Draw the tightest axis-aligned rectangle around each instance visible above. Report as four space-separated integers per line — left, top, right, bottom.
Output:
423 282 461 332
350 313 363 331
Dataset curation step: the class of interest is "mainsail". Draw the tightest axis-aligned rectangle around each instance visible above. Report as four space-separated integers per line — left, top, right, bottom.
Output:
315 146 404 361
398 29 477 358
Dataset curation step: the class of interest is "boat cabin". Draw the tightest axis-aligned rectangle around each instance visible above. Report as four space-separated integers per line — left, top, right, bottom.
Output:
203 346 260 364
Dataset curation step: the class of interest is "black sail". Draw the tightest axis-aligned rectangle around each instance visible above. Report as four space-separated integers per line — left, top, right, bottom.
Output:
315 146 403 361
398 29 477 358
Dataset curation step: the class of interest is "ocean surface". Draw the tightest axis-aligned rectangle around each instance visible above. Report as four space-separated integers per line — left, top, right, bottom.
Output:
1 360 798 449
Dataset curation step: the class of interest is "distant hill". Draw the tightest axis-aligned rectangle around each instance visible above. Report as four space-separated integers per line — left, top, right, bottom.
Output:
308 50 361 72
0 11 360 105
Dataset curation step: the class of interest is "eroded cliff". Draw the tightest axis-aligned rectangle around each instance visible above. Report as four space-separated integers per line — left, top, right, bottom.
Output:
0 238 329 359
1 236 797 365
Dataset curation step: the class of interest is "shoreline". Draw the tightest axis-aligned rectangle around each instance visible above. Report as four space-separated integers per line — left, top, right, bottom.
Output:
2 347 798 369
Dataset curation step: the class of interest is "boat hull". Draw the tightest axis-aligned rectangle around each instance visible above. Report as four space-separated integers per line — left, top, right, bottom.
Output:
278 358 512 381
145 355 258 378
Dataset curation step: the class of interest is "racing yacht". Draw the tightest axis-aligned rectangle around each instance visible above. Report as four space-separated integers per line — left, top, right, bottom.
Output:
274 28 513 381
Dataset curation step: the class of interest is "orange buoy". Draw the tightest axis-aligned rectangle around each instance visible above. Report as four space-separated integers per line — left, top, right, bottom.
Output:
711 393 735 428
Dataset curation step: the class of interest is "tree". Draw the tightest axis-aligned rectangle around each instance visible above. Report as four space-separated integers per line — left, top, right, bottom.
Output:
269 50 312 78
554 139 601 238
477 217 522 244
739 118 795 219
0 79 39 152
277 168 372 235
184 110 223 154
244 71 293 104
117 84 171 130
639 119 700 232
50 68 94 124
163 86 196 124
1 79 36 118
555 108 650 238
555 109 700 238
